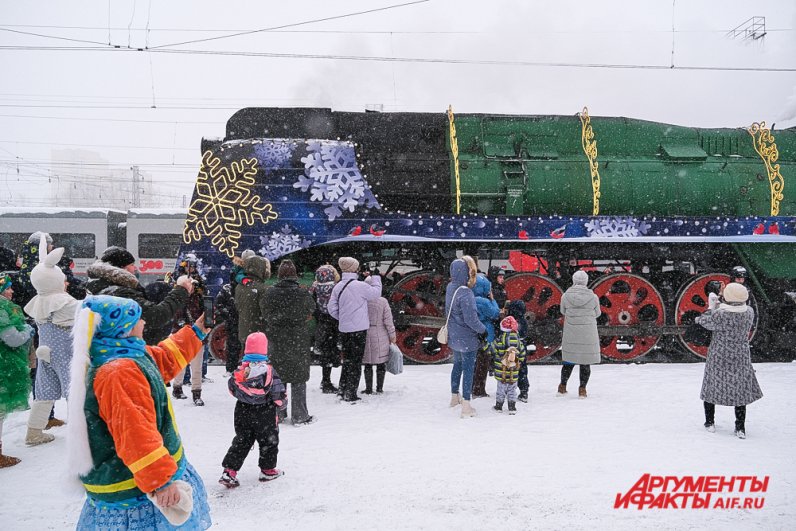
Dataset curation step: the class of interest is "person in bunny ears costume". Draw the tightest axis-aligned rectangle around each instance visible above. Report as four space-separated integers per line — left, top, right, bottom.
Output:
68 294 212 530
23 235 79 446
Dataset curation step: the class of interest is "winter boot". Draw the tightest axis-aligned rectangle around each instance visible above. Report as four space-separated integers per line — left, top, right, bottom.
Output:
343 392 361 403
735 429 747 440
449 393 462 407
460 400 476 419
704 422 716 433
376 364 386 394
493 400 504 412
518 390 529 403
259 468 285 482
293 416 315 427
557 383 567 396
192 390 205 407
218 468 240 488
45 417 66 430
26 401 55 446
25 428 55 446
362 366 374 394
0 444 21 468
172 384 187 400
321 381 338 394
578 386 588 399
508 401 517 415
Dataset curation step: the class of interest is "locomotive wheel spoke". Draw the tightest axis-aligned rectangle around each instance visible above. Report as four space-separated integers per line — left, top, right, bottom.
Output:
675 274 758 358
503 273 564 361
207 322 228 363
591 273 665 360
389 271 450 363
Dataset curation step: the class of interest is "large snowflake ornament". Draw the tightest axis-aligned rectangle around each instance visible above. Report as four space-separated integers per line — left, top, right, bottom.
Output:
294 140 380 221
259 224 312 261
585 217 651 238
253 140 295 170
183 151 278 258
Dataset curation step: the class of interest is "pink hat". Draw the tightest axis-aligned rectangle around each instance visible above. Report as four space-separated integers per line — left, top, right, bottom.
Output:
500 316 518 332
244 332 269 355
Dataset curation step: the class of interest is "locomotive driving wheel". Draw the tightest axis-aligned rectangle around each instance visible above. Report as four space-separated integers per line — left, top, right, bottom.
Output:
591 273 666 361
675 274 758 358
207 322 228 363
502 273 564 361
388 271 451 364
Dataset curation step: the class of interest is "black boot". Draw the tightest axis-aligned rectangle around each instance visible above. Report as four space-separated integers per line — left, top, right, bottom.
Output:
493 400 504 412
362 365 374 395
320 367 338 394
508 401 517 415
376 364 386 393
518 390 528 403
172 384 187 400
192 390 204 406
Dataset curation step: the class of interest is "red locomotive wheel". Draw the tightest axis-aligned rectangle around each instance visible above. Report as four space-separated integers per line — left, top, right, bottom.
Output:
675 274 757 358
591 273 666 360
389 271 451 364
207 322 228 363
502 273 564 361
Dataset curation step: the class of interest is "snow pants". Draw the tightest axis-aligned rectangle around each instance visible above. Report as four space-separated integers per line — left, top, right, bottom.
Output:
496 381 518 404
222 401 279 471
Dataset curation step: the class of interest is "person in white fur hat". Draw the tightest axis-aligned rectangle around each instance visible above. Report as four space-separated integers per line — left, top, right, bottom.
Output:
696 282 762 439
23 235 78 446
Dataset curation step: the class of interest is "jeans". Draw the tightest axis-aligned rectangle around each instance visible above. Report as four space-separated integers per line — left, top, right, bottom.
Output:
450 350 477 401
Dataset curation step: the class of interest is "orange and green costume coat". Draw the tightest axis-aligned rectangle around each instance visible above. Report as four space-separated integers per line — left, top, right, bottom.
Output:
81 326 202 503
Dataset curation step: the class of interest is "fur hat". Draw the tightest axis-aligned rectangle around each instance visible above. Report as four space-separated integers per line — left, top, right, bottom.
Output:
245 332 269 356
500 315 518 332
101 246 136 269
241 249 256 260
339 257 360 273
723 283 749 304
572 270 589 286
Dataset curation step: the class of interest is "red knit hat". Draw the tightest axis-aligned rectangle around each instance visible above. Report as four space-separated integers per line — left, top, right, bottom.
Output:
244 332 269 355
500 316 518 332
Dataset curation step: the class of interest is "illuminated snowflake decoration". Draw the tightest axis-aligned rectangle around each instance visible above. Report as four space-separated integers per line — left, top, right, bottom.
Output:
253 140 295 170
585 217 651 238
259 224 311 261
183 151 278 258
294 140 380 221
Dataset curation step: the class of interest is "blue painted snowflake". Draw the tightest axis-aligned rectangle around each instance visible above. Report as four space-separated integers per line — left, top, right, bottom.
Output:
294 140 380 221
253 140 295 170
585 217 651 238
259 225 312 261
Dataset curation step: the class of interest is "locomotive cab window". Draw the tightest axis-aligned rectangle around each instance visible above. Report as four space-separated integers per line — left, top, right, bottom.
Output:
138 233 183 258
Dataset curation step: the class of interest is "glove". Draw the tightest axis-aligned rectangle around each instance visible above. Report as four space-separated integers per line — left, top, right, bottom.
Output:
477 332 487 342
36 345 52 363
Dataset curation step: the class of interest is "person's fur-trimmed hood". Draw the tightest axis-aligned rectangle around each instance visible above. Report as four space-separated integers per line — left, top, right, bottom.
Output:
86 260 140 290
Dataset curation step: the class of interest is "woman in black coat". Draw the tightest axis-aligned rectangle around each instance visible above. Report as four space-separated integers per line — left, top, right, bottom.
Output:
260 260 316 425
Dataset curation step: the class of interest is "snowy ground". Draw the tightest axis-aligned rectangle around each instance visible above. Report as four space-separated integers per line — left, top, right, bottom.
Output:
1 362 794 530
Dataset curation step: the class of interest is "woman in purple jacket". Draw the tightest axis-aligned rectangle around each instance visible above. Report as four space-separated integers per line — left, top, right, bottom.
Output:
327 257 382 402
445 257 486 418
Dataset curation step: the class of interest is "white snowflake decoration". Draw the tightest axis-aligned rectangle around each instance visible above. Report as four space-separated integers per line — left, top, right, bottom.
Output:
259 224 312 261
294 140 380 221
585 217 651 238
254 140 294 170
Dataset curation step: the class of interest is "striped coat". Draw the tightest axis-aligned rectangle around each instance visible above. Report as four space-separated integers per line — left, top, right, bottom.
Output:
490 331 526 384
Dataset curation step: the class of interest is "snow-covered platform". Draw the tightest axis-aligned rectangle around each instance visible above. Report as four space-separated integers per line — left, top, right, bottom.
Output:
1 363 793 530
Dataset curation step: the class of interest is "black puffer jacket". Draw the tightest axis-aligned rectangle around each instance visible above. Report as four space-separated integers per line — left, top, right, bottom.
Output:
85 261 189 342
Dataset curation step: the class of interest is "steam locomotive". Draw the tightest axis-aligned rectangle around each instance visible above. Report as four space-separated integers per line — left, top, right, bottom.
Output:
180 107 796 363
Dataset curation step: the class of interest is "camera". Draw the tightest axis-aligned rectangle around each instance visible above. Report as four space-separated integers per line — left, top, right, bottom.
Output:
202 296 214 328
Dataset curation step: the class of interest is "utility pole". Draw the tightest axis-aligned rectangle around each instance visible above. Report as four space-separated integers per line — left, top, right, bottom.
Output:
131 165 141 208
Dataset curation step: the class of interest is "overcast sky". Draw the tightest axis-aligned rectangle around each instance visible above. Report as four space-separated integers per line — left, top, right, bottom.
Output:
2 0 795 207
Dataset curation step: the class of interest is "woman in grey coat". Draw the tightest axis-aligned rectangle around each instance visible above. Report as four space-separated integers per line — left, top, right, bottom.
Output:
695 282 762 439
362 276 396 394
558 270 601 398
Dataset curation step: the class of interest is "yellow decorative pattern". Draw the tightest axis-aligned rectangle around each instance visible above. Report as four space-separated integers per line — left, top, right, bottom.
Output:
447 105 462 215
578 107 602 215
747 121 784 216
183 151 278 257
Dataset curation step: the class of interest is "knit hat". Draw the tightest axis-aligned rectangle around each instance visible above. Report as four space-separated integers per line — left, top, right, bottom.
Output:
244 332 269 357
723 282 749 304
0 272 11 292
500 315 518 332
339 257 359 273
81 295 143 339
101 246 136 269
277 259 298 280
28 231 53 245
572 270 589 286
241 249 256 260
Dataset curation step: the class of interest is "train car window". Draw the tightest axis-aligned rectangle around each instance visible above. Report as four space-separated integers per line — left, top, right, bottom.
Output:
138 233 183 258
50 233 96 258
0 233 29 255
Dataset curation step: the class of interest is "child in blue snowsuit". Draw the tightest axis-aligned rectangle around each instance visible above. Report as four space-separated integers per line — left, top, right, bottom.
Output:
471 274 500 397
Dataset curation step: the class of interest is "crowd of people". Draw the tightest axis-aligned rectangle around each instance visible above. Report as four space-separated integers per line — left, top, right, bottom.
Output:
0 233 763 529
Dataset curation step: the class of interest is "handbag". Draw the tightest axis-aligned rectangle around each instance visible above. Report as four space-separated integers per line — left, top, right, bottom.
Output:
386 343 404 375
437 286 465 344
